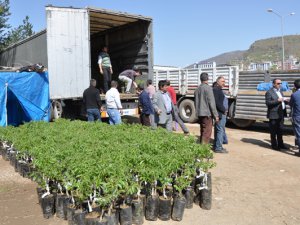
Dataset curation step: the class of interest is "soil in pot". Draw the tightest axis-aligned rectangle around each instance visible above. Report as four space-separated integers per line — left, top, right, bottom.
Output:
41 194 55 219
158 196 171 221
132 199 144 225
119 204 132 225
145 194 159 221
171 194 186 221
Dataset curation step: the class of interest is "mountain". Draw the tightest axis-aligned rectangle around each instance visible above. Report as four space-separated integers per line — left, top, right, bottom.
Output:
186 35 300 68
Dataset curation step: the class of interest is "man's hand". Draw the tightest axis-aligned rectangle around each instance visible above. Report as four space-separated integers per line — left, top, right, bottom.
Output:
110 68 113 74
157 109 162 115
99 69 103 74
215 116 219 123
278 98 283 102
100 106 104 112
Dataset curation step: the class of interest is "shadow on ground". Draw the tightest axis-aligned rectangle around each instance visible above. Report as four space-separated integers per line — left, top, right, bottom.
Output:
241 138 298 156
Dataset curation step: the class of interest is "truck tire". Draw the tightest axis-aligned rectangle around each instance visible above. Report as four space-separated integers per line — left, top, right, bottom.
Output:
228 101 255 128
231 118 255 128
178 99 198 123
51 101 63 120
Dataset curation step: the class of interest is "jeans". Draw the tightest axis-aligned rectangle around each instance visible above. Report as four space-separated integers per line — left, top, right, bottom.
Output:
119 75 132 92
87 108 101 122
214 114 226 150
292 116 300 151
107 108 122 125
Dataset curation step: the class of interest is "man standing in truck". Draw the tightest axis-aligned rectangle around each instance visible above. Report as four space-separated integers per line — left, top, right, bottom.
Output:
98 46 113 93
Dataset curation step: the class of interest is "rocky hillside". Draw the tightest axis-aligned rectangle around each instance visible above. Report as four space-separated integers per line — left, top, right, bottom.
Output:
188 35 300 68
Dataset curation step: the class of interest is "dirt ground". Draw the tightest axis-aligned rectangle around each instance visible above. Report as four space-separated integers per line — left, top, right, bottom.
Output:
0 122 300 225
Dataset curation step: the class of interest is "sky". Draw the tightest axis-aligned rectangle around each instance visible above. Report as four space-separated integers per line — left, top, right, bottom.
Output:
8 0 300 67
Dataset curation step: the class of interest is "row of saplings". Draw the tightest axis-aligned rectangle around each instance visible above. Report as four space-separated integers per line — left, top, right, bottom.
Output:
0 120 214 225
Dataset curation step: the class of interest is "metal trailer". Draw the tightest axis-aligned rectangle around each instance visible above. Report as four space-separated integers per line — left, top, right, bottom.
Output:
231 70 300 127
153 65 239 123
154 66 300 128
0 6 153 119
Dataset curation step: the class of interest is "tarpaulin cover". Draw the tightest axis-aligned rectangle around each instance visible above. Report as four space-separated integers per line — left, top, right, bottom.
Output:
0 71 50 126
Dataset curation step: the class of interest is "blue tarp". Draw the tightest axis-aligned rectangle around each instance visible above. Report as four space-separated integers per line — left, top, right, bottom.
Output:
0 71 50 126
257 81 290 92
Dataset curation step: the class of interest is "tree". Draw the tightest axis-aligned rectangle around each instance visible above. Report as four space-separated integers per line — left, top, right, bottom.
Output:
6 16 34 46
0 0 34 51
0 0 11 50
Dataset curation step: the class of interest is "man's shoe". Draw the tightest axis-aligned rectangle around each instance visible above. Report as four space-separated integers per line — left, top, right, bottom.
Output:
213 148 228 154
295 152 300 157
271 146 280 151
278 145 288 150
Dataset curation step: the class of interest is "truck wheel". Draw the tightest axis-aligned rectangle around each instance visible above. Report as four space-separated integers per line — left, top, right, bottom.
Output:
231 118 255 128
178 99 198 123
51 101 63 120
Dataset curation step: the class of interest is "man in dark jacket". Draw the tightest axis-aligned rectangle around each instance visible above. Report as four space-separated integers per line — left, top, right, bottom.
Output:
265 78 289 150
83 79 102 122
138 84 154 126
290 79 300 156
213 76 228 153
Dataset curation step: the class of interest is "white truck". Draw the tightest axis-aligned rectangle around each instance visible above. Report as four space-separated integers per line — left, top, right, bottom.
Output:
0 6 154 119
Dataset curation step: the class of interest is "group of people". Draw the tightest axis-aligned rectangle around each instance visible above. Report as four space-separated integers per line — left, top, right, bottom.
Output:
138 79 190 134
82 75 190 135
194 73 228 153
265 78 300 156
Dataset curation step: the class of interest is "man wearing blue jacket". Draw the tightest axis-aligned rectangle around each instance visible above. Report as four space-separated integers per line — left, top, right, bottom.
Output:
290 79 300 156
212 76 228 153
138 84 154 126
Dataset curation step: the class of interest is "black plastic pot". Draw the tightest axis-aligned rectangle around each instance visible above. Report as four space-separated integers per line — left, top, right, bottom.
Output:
41 194 55 219
145 194 159 221
56 194 67 219
85 212 101 225
171 195 186 221
132 199 144 225
63 196 72 220
67 205 77 222
119 204 132 225
36 187 45 204
184 187 194 209
193 176 202 204
95 219 108 225
21 163 30 178
103 212 118 225
9 151 16 166
73 210 86 225
158 197 171 221
200 172 212 210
